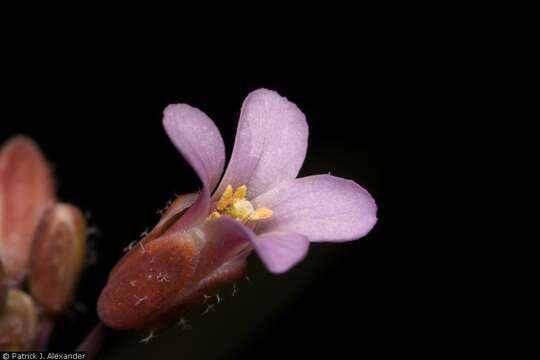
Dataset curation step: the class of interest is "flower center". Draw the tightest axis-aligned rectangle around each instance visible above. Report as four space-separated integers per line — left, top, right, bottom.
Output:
207 185 273 224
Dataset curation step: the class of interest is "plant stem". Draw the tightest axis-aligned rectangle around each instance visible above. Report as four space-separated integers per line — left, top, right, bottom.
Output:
33 316 55 350
77 322 109 360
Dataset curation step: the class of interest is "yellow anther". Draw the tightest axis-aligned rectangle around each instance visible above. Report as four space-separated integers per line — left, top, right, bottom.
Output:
217 185 234 211
207 211 222 221
233 185 247 200
249 207 273 221
207 184 273 224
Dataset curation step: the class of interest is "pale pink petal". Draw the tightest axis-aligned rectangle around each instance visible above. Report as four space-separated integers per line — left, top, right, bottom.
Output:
250 232 309 274
202 217 309 274
252 175 377 242
214 89 308 199
163 104 225 192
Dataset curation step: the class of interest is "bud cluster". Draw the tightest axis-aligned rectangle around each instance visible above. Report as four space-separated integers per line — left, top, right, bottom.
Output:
0 136 87 351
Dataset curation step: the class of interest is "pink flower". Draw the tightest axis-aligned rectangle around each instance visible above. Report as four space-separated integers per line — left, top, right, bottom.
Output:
162 88 377 273
98 89 377 331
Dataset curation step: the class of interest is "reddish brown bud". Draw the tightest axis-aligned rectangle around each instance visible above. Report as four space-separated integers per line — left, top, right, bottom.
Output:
0 136 56 284
29 203 87 315
0 289 38 351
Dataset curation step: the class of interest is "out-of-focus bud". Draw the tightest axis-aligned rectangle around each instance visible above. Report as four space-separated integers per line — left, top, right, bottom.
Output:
0 260 6 314
0 136 56 285
98 193 249 331
29 203 87 315
0 289 38 351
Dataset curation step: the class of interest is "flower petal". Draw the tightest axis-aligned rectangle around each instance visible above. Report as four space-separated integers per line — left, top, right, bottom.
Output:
251 232 310 274
252 175 377 242
214 89 308 199
163 104 225 192
202 217 309 274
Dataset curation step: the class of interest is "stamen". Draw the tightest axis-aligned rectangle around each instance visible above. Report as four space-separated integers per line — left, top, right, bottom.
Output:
233 185 247 200
249 208 273 221
217 185 234 211
207 184 273 224
207 211 221 221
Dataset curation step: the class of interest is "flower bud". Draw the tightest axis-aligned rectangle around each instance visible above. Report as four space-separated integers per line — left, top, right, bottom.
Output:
0 136 55 285
98 195 249 331
0 289 38 351
29 203 87 315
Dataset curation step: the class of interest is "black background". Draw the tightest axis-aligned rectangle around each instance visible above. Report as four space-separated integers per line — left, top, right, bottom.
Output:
1 4 462 358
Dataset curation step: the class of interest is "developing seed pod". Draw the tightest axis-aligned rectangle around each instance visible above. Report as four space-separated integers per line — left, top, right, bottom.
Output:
29 203 87 315
0 289 38 351
0 136 55 285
